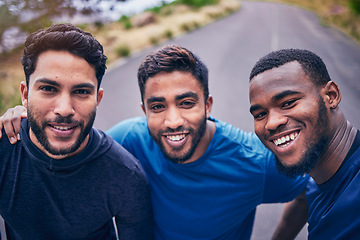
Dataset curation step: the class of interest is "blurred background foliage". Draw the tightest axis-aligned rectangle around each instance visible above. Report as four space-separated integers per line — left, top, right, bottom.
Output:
0 0 227 114
0 0 359 115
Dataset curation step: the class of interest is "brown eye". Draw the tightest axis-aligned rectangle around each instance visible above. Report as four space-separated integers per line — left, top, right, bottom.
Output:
253 111 267 120
150 104 165 112
74 89 91 95
40 86 57 92
180 101 195 108
282 99 297 108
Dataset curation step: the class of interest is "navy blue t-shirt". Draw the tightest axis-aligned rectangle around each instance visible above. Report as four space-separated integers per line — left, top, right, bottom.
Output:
0 119 152 240
306 131 360 239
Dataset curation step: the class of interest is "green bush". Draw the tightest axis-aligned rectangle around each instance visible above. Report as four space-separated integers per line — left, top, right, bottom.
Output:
116 45 130 57
180 22 192 32
150 36 159 45
163 29 173 39
177 0 218 8
147 6 162 14
349 0 360 14
94 21 104 29
118 15 132 29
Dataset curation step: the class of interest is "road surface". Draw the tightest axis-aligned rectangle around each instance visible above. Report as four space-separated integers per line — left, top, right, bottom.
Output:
94 1 360 239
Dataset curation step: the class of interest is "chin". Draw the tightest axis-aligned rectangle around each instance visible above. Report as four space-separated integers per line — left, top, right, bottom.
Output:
275 157 307 178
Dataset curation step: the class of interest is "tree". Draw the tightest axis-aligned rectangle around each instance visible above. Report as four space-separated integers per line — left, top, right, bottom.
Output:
0 0 81 53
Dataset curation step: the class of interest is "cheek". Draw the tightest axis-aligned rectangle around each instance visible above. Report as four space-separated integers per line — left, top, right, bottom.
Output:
146 115 163 134
74 99 98 114
28 100 47 116
254 122 265 138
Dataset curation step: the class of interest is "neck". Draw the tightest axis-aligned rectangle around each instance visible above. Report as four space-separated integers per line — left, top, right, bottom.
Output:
182 119 216 164
310 119 357 184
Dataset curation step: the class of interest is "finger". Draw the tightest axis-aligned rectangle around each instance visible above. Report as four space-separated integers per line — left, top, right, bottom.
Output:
2 108 19 144
13 106 27 140
0 116 3 140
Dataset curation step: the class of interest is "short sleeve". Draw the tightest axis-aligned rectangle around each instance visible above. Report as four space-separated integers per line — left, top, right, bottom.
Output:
262 151 309 203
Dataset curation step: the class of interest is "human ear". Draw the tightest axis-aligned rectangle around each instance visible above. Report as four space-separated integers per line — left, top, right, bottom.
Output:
324 81 341 109
96 88 104 107
20 81 28 107
141 102 146 114
205 95 213 118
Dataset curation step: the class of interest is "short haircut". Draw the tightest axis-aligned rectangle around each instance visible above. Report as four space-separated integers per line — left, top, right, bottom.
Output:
21 23 107 89
249 49 331 86
137 45 209 103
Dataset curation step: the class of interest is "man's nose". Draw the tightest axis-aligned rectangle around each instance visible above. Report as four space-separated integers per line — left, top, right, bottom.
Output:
53 93 75 117
265 110 288 131
164 107 184 129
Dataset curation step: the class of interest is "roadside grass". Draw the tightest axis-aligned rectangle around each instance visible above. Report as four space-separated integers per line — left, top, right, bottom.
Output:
0 0 241 114
265 0 360 43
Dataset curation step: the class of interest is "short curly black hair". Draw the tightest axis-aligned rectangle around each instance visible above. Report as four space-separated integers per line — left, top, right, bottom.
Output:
249 49 331 86
137 45 209 104
21 23 107 89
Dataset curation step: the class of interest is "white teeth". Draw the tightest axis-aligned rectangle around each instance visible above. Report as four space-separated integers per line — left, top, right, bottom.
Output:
274 132 298 146
290 133 295 140
53 126 72 131
167 134 185 141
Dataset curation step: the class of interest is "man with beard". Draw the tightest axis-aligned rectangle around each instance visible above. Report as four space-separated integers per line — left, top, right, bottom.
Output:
249 49 360 239
0 23 152 240
0 45 308 239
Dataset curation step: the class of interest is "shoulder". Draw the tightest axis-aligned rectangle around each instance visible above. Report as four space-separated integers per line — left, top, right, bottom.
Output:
106 117 148 143
213 118 272 159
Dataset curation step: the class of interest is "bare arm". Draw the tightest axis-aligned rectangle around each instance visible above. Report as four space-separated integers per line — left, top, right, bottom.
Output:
272 190 308 240
0 105 27 144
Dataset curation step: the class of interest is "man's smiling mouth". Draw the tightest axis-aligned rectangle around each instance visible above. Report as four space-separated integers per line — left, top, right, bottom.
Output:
51 125 76 131
273 132 298 147
167 134 186 141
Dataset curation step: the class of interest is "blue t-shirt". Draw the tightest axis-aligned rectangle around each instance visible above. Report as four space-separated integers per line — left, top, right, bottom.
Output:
107 117 308 240
306 131 360 239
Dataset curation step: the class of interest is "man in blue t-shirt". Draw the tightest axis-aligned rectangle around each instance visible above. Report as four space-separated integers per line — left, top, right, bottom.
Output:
249 49 360 239
0 45 308 239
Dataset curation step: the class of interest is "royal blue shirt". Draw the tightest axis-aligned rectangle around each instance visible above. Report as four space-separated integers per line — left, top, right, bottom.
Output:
108 117 308 240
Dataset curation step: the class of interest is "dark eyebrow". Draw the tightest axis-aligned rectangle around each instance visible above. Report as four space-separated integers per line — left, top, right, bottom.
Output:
34 78 96 90
272 90 301 102
34 78 60 87
72 83 96 90
249 90 301 114
249 104 261 115
146 92 199 106
175 92 199 101
147 96 166 106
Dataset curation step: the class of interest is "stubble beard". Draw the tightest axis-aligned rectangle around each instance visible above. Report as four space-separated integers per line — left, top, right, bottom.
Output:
27 105 96 156
275 97 331 178
150 115 207 164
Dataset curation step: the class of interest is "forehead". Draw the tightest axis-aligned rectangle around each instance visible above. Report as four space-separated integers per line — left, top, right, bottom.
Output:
30 50 97 88
144 71 203 100
249 61 314 101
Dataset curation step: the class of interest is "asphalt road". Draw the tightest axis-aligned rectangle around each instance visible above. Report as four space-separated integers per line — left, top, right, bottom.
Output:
94 1 360 239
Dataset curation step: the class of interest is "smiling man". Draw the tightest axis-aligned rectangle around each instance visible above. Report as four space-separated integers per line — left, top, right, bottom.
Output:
25 50 96 158
249 49 360 239
0 24 152 239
